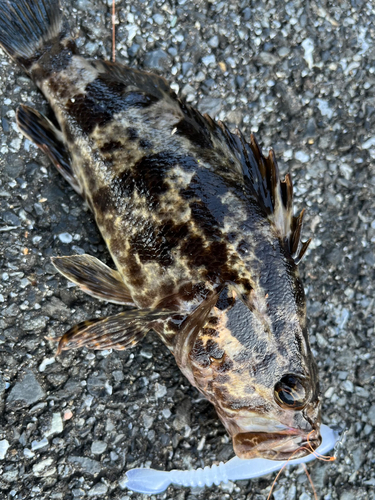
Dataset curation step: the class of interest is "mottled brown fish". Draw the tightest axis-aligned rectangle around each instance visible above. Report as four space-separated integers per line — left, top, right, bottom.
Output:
0 0 321 460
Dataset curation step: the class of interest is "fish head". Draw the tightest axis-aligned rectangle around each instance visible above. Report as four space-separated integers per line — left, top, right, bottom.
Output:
177 278 321 461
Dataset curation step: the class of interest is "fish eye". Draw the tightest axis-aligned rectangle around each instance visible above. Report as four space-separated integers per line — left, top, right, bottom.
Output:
274 374 308 410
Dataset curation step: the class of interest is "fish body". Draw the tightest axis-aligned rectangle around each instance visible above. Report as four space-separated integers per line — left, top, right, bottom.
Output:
0 0 321 460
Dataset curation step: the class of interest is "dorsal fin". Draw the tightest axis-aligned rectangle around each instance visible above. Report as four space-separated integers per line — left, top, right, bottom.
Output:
194 111 311 264
237 131 311 263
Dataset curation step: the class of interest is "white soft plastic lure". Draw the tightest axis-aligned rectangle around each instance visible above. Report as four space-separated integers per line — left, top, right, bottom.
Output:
124 424 340 494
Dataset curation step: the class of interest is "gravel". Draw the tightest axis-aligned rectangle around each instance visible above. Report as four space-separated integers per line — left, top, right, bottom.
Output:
1 0 375 499
7 371 46 408
0 440 9 460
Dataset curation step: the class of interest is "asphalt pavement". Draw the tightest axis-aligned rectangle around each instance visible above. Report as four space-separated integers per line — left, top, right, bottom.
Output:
0 0 374 499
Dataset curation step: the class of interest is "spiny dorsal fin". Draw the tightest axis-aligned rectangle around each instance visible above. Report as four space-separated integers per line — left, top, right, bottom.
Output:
207 121 311 264
179 101 311 264
240 133 311 263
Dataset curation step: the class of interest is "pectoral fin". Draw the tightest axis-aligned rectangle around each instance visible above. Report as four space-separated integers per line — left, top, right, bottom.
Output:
52 254 134 305
55 309 171 354
174 291 219 370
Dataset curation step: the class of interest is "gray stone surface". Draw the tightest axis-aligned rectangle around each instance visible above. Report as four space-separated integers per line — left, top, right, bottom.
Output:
6 371 46 408
0 0 374 499
143 49 170 72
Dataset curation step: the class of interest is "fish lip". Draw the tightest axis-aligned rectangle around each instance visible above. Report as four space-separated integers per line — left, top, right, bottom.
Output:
232 429 322 460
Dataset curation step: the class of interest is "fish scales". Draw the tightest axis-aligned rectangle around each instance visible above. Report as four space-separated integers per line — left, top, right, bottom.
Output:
43 57 273 307
0 0 322 461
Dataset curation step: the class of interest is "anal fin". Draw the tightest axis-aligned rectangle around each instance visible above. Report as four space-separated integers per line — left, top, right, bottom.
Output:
16 104 81 194
52 254 134 305
55 309 171 354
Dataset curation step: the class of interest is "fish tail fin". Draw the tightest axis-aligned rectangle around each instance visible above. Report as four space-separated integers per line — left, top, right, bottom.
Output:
0 0 67 72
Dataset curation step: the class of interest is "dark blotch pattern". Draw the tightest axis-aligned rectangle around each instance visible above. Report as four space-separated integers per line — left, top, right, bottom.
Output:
215 286 235 311
205 339 224 359
201 327 219 337
216 356 234 373
139 139 153 149
129 220 174 267
113 151 197 206
124 252 145 288
99 140 123 153
127 127 139 140
67 76 159 135
92 186 113 214
190 339 211 368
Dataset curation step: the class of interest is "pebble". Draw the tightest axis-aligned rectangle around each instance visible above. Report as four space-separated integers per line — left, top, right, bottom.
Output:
340 491 357 500
198 97 222 117
324 387 335 398
181 62 193 75
142 415 154 429
300 493 311 500
219 480 234 493
68 456 101 475
154 383 167 399
143 50 170 72
341 380 354 392
58 232 73 243
362 136 375 149
301 38 314 69
128 43 140 58
118 476 129 490
63 410 73 421
278 46 290 57
181 83 195 97
367 405 375 425
113 370 124 382
39 357 55 372
91 441 107 455
208 35 219 48
295 151 310 163
258 51 278 65
33 458 56 477
0 439 9 459
162 408 171 418
24 448 35 458
316 98 333 119
152 14 164 26
201 54 216 66
31 437 49 451
85 42 99 56
88 483 108 496
272 486 285 500
45 413 63 437
339 163 353 180
140 348 153 359
2 469 18 482
7 371 46 407
2 211 21 226
355 386 369 398
22 316 48 332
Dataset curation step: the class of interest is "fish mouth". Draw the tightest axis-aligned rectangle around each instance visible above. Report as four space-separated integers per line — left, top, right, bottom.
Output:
233 429 322 460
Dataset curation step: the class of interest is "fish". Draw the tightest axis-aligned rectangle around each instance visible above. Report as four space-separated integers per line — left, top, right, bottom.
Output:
0 0 321 460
